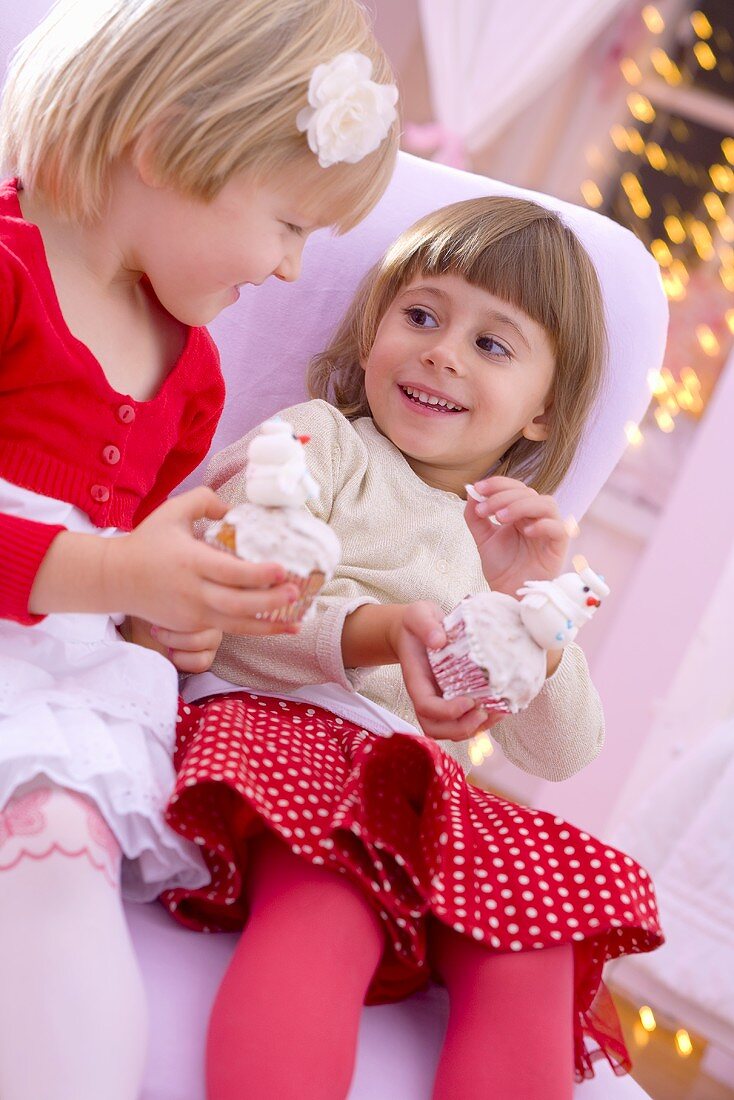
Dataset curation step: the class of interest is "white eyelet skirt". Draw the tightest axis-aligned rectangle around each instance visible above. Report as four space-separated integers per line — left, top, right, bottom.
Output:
0 478 208 900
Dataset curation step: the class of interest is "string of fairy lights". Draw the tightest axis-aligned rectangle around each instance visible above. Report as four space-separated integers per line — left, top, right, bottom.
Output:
634 1003 695 1060
580 3 733 447
471 12 728 1066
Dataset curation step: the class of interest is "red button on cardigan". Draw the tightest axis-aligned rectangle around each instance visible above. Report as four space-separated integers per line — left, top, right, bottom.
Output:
90 484 110 503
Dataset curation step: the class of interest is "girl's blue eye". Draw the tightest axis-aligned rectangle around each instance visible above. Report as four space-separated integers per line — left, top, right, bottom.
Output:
403 307 438 327
476 335 511 358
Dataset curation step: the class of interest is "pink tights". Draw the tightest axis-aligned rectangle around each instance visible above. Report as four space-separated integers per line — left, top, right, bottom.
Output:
207 834 574 1100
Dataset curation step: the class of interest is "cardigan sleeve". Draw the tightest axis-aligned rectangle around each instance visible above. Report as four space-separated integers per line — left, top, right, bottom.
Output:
0 513 66 625
0 256 66 624
488 643 605 782
209 401 378 693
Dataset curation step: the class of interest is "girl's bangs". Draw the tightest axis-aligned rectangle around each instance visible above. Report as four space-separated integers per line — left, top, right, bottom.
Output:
396 222 568 343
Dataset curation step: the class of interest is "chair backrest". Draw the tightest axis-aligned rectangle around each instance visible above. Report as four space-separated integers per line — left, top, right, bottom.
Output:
201 152 668 519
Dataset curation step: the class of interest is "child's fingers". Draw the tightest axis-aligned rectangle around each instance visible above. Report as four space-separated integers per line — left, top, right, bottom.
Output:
166 485 229 525
483 493 560 527
473 487 536 516
399 628 459 705
518 517 567 545
152 626 221 652
400 657 443 712
197 544 288 589
196 579 301 630
470 475 536 498
420 705 493 742
404 601 447 648
476 711 505 731
413 692 476 722
168 648 218 675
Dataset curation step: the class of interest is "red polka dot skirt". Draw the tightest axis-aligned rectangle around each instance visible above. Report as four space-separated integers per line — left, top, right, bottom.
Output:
163 693 664 1082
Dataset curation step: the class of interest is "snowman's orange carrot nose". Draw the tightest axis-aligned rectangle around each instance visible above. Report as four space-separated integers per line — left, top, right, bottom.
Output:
298 434 311 444
586 597 601 607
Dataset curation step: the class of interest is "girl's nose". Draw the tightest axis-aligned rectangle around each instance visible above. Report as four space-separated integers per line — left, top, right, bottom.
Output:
274 254 301 282
420 343 460 374
274 239 306 283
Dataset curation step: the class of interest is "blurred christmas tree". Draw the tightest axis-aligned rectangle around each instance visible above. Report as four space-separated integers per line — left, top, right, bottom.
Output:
581 1 734 508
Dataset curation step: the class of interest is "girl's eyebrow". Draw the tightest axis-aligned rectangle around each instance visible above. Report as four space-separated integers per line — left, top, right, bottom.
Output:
481 310 531 351
400 284 532 350
397 283 448 302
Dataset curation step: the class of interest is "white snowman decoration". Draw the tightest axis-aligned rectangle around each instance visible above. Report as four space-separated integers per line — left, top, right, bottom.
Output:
517 562 610 649
245 418 319 508
429 558 610 717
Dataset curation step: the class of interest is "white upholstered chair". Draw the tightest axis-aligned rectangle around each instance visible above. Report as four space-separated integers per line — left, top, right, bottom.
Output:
129 152 666 1098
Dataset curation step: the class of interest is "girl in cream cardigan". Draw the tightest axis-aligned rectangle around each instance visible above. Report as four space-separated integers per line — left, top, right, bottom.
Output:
156 198 664 1099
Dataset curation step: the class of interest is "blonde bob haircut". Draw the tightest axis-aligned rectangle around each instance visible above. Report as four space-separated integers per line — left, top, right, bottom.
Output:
0 0 399 229
309 197 608 495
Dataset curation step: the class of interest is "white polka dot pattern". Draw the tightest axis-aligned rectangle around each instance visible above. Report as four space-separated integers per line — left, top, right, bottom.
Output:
163 693 664 1081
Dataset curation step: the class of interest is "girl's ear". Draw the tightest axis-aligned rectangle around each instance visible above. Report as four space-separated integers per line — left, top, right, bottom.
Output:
132 121 169 189
132 142 159 190
521 402 552 442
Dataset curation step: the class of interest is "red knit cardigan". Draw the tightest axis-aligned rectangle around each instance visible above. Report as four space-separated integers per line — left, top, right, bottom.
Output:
0 179 225 624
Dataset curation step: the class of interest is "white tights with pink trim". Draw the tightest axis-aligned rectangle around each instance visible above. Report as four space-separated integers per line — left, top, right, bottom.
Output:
0 784 147 1100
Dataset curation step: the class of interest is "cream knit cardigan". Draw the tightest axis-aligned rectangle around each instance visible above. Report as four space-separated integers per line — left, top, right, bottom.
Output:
208 400 604 779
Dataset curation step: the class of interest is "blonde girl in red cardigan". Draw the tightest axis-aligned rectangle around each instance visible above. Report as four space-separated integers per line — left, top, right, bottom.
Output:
0 2 398 1096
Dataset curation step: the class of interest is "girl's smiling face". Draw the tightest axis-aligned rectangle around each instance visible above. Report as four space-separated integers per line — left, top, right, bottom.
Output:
361 273 557 495
126 165 327 326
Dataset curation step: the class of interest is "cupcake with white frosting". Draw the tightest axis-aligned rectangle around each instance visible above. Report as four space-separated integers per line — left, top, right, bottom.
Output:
206 419 340 623
428 565 609 714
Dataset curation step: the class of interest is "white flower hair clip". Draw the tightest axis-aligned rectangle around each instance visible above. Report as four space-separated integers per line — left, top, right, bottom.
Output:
296 51 398 169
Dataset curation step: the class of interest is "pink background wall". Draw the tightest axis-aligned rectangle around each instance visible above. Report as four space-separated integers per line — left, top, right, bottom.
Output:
538 346 734 833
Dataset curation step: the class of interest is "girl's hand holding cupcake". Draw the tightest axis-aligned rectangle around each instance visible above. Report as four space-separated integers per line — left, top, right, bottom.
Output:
388 602 502 742
464 476 568 596
29 486 295 631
